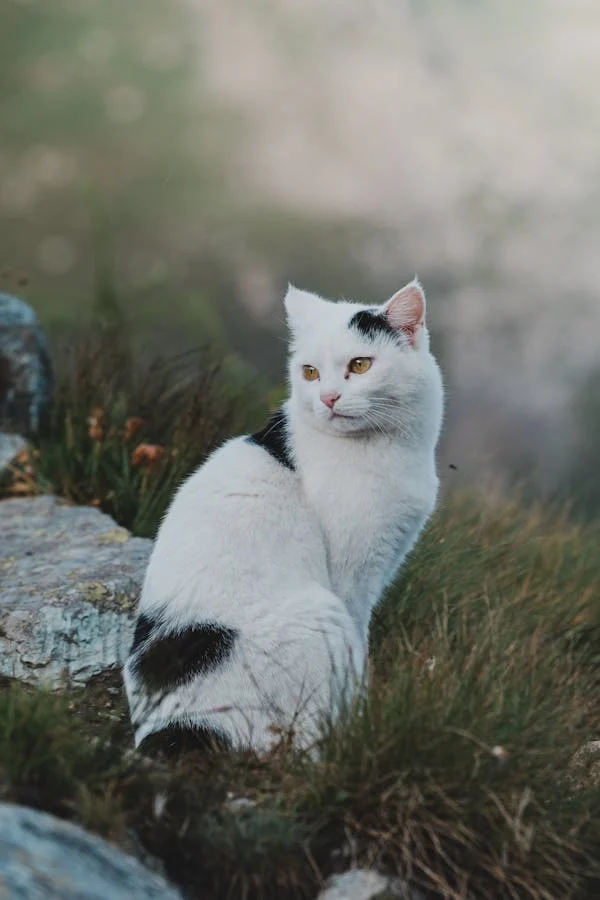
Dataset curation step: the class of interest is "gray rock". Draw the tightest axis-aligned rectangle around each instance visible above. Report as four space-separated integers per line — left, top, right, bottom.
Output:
0 803 182 899
317 870 422 900
568 739 600 790
0 496 151 686
0 431 28 475
0 293 53 433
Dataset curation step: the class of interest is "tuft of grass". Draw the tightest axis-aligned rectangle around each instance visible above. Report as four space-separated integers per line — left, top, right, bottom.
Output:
0 495 599 899
1 325 269 536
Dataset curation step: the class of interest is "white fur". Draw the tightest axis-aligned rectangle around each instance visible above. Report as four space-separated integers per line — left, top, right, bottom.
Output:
123 280 444 754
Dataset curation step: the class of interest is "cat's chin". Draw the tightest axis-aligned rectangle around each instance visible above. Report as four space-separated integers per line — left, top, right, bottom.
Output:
308 409 370 437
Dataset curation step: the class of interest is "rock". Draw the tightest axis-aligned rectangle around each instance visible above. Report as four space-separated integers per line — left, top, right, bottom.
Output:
0 803 182 899
0 431 28 476
0 293 53 433
317 870 423 900
223 793 257 813
0 496 151 686
568 739 600 790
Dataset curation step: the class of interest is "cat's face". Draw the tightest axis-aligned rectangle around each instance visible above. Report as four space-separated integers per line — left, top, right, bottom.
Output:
285 280 442 437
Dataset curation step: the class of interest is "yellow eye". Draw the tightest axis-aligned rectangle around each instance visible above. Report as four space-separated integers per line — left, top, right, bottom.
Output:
302 365 320 381
348 357 372 375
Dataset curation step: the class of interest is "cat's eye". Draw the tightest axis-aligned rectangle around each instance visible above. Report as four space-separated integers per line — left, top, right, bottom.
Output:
302 365 320 381
348 357 372 375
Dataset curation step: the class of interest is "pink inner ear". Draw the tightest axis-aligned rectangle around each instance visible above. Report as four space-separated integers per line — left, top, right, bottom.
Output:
385 284 425 341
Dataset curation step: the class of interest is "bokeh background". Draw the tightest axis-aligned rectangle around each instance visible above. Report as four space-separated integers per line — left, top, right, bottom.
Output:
2 0 600 513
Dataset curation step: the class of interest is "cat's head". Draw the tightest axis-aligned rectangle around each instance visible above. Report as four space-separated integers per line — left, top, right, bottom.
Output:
285 279 443 439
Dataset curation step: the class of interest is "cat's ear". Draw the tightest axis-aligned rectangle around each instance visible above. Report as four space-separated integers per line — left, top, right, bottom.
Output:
284 284 321 330
383 278 426 346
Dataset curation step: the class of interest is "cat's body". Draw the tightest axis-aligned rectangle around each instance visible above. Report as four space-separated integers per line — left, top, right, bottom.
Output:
123 280 444 755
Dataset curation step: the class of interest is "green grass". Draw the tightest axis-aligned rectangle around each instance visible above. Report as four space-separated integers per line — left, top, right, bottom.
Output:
1 324 270 536
1 334 599 899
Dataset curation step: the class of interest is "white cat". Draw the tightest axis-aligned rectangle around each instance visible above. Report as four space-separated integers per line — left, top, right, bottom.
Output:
123 279 444 756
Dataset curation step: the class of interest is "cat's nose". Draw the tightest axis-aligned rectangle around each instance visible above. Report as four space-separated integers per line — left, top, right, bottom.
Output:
320 391 341 409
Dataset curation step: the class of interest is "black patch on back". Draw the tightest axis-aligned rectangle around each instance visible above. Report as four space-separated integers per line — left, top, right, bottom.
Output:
247 408 294 470
129 612 157 655
139 722 231 758
349 309 397 342
131 622 238 693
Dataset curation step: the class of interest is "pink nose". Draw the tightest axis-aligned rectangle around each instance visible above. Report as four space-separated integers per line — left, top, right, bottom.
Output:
320 391 341 409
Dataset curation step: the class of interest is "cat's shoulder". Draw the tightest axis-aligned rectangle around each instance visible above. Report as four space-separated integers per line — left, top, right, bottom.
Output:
176 407 296 497
246 407 295 472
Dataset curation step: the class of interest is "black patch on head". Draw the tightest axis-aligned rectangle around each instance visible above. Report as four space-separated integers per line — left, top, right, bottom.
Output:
247 408 294 470
131 622 238 693
129 612 157 655
349 309 397 342
139 722 231 758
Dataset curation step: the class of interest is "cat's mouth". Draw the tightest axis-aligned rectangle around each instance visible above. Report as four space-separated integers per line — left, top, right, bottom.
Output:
330 411 354 420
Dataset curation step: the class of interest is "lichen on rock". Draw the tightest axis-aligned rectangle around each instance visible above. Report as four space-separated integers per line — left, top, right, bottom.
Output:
0 496 151 686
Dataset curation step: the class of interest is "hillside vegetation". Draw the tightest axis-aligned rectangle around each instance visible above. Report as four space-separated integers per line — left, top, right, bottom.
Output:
1 334 599 899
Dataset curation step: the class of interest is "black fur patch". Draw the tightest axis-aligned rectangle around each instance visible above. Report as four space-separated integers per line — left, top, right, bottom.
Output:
131 622 238 693
129 612 157 655
139 722 231 758
349 309 397 342
247 408 294 470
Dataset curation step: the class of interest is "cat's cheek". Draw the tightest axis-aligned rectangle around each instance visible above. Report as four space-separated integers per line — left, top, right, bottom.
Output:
301 383 318 407
311 399 325 419
299 389 317 417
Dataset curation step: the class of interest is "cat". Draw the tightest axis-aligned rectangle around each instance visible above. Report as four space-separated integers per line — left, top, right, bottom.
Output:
123 278 444 757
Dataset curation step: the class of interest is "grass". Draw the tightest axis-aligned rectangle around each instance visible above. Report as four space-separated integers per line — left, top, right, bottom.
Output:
1 324 271 536
1 331 599 898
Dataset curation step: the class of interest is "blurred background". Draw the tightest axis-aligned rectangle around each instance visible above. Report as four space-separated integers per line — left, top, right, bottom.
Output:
2 0 600 514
